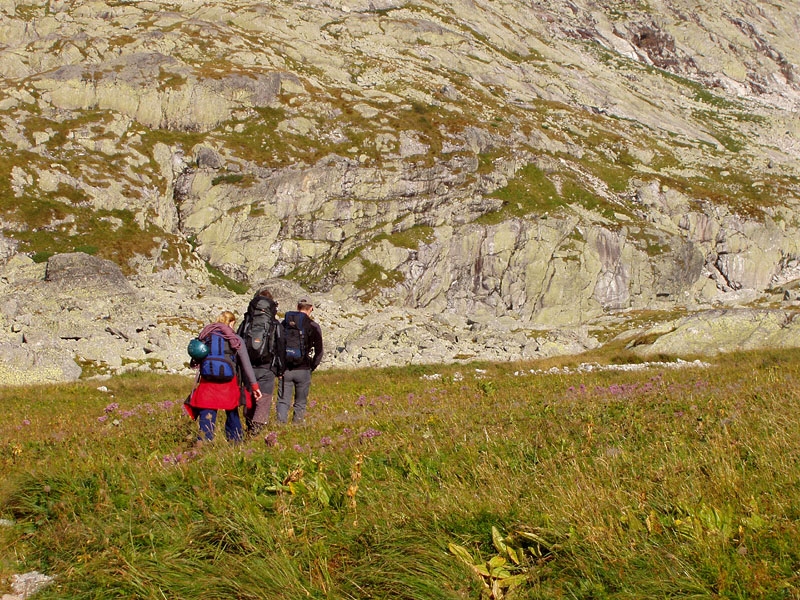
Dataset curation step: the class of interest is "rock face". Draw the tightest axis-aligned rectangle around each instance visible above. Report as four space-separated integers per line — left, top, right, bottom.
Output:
0 252 798 386
0 0 799 382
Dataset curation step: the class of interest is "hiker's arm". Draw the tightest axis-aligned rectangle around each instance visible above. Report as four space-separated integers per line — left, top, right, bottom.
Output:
310 322 324 371
275 328 286 376
235 342 262 399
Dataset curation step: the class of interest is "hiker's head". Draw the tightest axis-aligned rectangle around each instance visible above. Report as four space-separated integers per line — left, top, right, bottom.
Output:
216 310 237 327
297 299 314 315
257 288 274 300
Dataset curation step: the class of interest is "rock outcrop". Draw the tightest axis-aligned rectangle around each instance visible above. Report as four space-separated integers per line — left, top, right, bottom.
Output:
0 0 799 382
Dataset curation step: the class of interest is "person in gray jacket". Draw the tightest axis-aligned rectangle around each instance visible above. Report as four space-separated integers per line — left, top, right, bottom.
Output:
276 299 323 424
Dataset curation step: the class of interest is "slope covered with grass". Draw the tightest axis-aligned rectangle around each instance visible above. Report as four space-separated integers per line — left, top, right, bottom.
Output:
1 348 799 598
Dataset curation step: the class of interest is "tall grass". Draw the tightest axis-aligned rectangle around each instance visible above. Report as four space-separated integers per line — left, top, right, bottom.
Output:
1 350 799 599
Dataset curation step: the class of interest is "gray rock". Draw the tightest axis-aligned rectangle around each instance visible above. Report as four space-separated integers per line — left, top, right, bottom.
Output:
3 571 54 600
629 309 800 357
194 146 224 170
45 253 133 295
0 341 82 385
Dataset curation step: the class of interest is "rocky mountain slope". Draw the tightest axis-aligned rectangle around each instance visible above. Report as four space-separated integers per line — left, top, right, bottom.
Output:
1 0 799 383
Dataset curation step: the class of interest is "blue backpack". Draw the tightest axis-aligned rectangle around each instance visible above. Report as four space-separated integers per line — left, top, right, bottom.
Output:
199 333 236 382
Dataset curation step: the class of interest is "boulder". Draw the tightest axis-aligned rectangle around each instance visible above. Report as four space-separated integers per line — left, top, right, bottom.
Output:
630 309 800 357
45 253 134 295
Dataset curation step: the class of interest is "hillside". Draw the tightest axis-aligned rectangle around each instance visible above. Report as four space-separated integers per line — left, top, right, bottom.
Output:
1 0 799 382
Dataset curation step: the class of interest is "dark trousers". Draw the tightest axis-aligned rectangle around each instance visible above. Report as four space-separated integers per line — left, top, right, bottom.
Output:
198 408 242 442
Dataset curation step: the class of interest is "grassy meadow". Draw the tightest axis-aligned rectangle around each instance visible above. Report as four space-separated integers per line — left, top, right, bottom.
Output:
1 348 799 599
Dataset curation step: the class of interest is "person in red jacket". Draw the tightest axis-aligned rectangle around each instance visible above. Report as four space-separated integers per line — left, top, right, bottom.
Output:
188 311 262 442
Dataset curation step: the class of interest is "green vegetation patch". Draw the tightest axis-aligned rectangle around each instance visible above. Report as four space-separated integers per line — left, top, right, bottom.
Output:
656 166 794 219
589 308 688 345
221 105 309 167
157 69 187 92
2 348 800 597
2 202 179 275
376 225 435 250
205 262 250 295
479 160 632 225
354 259 405 302
13 3 42 19
480 163 561 223
211 173 250 187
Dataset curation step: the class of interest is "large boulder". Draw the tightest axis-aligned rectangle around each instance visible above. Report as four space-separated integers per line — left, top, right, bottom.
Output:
629 309 800 357
45 252 134 295
0 340 82 385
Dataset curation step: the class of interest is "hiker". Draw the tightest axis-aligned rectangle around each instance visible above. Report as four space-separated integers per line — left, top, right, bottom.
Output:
237 288 285 435
276 298 323 424
187 310 262 442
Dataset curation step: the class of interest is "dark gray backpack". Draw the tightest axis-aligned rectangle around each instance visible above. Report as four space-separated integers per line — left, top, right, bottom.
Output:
238 296 284 373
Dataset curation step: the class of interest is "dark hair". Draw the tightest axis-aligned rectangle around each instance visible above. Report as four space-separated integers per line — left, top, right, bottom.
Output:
257 288 274 300
297 298 313 311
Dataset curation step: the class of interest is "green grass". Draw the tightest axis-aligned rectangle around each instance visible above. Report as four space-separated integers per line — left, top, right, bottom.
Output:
354 259 405 301
205 262 250 295
479 163 562 223
377 225 435 250
2 348 800 598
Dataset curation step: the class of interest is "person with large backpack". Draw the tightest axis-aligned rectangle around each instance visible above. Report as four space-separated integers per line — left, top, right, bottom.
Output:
237 288 285 435
276 298 324 424
186 310 263 442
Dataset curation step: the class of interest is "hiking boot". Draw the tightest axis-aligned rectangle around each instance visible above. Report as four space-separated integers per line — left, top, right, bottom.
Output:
248 421 267 436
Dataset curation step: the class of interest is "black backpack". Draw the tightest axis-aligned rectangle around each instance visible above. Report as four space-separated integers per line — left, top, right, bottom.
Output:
238 296 283 372
198 332 236 382
282 310 308 368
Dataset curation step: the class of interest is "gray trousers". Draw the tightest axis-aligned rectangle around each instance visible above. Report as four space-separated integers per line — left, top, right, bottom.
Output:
244 366 276 432
276 368 312 424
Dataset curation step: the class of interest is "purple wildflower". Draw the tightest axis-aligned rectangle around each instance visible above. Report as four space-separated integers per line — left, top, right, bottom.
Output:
162 449 199 466
360 428 382 440
104 403 119 413
21 419 30 426
356 395 367 406
264 431 278 447
97 415 108 423
320 436 332 447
